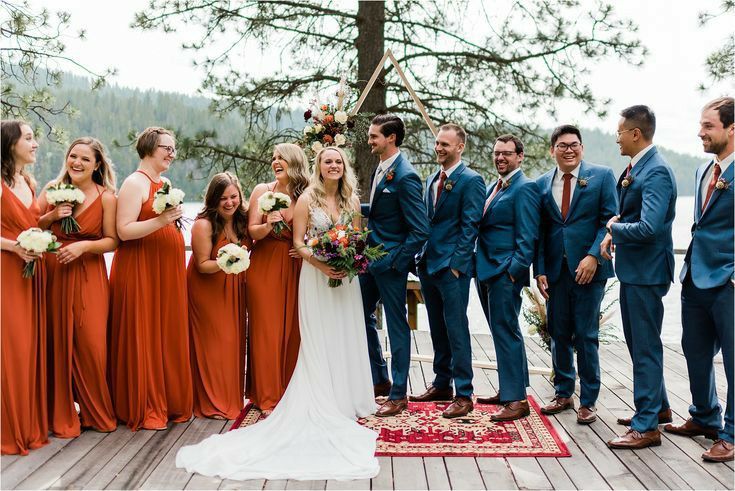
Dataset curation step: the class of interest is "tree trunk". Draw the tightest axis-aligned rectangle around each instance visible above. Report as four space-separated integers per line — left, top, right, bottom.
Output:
354 0 386 201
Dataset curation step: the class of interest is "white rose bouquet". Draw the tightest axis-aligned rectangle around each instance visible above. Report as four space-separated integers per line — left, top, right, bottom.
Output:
216 243 251 274
152 181 186 229
258 191 292 235
16 227 61 278
45 183 86 234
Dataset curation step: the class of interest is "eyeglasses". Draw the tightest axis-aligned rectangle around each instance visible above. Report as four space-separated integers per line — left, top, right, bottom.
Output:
493 151 517 158
555 142 581 151
616 128 636 137
157 145 176 155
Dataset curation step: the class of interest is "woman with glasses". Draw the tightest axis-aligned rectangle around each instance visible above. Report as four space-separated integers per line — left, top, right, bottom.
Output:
109 127 193 430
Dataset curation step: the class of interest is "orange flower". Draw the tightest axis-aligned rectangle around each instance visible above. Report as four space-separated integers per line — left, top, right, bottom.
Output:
323 114 334 123
328 230 338 241
321 105 328 111
323 134 333 143
340 237 349 248
335 224 347 231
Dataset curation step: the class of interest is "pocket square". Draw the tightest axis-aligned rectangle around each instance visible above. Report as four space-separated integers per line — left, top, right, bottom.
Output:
382 189 392 194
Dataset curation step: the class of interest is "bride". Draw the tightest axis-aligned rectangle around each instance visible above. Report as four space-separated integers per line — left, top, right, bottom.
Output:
176 146 379 481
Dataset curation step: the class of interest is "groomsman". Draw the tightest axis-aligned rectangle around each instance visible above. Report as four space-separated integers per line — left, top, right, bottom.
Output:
411 124 485 418
664 97 734 462
534 125 618 424
475 134 540 421
602 105 676 449
360 114 429 417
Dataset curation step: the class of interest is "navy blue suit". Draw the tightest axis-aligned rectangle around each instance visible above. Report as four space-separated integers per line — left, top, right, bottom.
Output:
360 153 429 399
680 158 734 443
534 161 618 407
416 163 485 398
610 146 676 432
475 169 540 402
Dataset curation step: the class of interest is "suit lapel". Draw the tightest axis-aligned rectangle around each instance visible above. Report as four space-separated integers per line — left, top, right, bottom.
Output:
565 161 586 220
694 161 711 221
618 147 657 212
543 170 563 221
434 163 466 214
702 161 733 217
426 170 438 217
371 155 401 209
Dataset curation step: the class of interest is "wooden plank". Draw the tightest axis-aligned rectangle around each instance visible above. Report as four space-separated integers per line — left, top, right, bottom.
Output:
0 436 73 489
325 477 370 490
392 457 426 490
423 457 450 490
185 473 223 490
284 480 326 489
445 457 485 490
219 478 265 490
506 457 552 490
262 479 288 489
370 456 393 490
476 458 518 490
536 458 576 490
1 455 20 471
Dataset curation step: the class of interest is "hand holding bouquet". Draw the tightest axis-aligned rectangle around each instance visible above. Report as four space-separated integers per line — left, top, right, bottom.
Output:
16 227 61 278
45 183 86 234
258 191 292 235
216 243 251 274
308 222 386 287
152 181 186 229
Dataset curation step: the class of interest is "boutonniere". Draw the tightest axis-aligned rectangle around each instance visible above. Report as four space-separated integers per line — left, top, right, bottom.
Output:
444 179 454 192
501 178 511 190
385 169 395 182
621 174 634 188
578 176 591 188
715 178 730 191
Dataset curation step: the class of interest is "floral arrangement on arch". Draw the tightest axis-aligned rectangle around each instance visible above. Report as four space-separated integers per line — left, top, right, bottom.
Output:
301 75 356 155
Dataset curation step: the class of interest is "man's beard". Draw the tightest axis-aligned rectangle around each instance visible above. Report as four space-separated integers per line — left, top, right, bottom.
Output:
704 137 727 155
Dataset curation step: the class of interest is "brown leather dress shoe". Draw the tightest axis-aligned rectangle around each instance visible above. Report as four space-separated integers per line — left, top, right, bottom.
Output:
409 385 453 402
540 396 574 415
617 408 672 426
607 428 661 449
577 406 597 424
491 400 530 422
374 381 392 398
664 418 720 440
702 439 734 462
442 397 473 419
476 393 501 405
375 398 407 417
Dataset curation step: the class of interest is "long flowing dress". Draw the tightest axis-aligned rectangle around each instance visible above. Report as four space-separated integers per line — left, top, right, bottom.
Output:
1 182 49 455
108 171 192 430
244 199 301 411
46 188 116 437
176 207 378 480
188 227 249 420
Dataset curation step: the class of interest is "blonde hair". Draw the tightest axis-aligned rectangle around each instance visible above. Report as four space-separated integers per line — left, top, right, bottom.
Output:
308 146 359 214
274 143 309 201
55 137 117 192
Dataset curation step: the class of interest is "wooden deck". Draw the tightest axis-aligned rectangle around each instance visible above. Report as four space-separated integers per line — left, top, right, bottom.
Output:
2 331 732 490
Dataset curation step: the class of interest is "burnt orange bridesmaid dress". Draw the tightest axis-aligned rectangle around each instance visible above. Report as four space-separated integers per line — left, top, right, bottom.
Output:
245 211 301 411
108 171 192 430
46 187 116 437
188 228 251 419
1 182 49 455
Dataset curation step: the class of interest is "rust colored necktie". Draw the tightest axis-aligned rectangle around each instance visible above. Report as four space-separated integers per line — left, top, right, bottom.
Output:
483 179 503 215
435 171 447 205
561 173 573 220
702 162 722 212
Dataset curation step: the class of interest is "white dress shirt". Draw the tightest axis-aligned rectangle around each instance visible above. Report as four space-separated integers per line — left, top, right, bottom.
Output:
700 152 734 201
369 151 401 204
552 164 580 212
630 143 655 168
432 160 462 205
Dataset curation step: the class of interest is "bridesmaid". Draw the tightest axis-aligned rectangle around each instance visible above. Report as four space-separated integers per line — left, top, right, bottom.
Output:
109 127 192 430
246 143 309 414
0 120 49 455
38 137 118 438
188 172 251 420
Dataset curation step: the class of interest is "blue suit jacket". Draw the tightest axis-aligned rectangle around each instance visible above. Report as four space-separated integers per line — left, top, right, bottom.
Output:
534 161 618 283
362 153 429 274
680 160 734 289
475 170 541 285
417 163 485 276
610 146 677 285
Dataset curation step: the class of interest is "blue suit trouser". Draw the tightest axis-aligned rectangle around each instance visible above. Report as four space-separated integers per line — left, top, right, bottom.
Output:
360 268 411 399
479 274 529 402
547 265 605 407
681 276 734 443
619 282 671 432
418 267 473 398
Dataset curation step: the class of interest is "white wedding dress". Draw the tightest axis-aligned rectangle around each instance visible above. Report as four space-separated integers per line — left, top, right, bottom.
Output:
176 207 379 481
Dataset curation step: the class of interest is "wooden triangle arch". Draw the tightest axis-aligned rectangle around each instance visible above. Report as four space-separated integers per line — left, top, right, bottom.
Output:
349 49 438 137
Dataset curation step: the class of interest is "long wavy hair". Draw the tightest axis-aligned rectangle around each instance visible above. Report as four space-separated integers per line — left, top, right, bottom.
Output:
307 146 359 215
274 143 309 201
1 119 35 187
54 137 117 192
196 172 249 246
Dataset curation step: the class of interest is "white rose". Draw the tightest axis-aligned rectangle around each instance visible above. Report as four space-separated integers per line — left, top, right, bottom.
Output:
311 141 324 153
337 230 346 239
303 125 313 135
258 191 277 213
216 243 251 274
168 188 186 206
334 134 346 146
334 111 348 124
272 192 292 208
313 123 324 134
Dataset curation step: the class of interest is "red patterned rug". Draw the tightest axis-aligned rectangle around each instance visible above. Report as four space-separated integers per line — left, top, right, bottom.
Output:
231 395 570 458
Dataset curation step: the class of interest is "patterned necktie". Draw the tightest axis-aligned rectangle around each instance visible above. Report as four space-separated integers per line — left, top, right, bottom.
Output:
702 162 722 212
434 171 447 205
561 173 573 220
483 179 503 215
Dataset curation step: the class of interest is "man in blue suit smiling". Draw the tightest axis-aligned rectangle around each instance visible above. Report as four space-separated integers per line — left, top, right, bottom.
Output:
602 105 676 449
475 134 541 422
534 125 618 425
411 124 485 418
360 114 429 417
664 97 734 463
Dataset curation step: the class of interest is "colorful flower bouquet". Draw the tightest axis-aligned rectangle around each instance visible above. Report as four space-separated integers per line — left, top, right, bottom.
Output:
152 181 186 229
16 227 61 278
258 191 292 235
45 182 86 234
216 243 251 274
307 222 386 287
301 76 355 154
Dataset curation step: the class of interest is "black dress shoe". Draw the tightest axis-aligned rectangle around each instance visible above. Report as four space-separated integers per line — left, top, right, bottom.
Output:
374 381 392 398
409 385 453 402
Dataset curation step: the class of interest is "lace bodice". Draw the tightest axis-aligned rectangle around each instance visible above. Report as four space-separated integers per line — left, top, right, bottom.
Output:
308 206 351 237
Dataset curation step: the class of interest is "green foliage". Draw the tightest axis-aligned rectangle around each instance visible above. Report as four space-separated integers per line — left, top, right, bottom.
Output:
697 1 734 89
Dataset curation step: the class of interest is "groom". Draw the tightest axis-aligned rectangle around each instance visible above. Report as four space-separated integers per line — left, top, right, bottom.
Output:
360 114 429 417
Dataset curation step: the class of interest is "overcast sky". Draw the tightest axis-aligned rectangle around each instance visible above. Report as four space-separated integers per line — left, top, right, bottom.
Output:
28 0 734 157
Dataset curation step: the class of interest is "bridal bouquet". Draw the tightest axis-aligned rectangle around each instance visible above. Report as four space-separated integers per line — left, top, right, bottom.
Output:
16 227 61 278
307 222 386 287
301 75 355 154
152 181 186 229
258 191 292 235
216 243 251 274
46 182 85 234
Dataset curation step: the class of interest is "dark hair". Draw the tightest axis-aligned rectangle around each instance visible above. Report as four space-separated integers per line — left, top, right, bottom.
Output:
135 126 175 158
1 119 33 187
439 123 466 144
620 105 656 140
704 96 734 128
495 134 524 154
371 114 405 146
550 124 583 147
196 172 249 247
